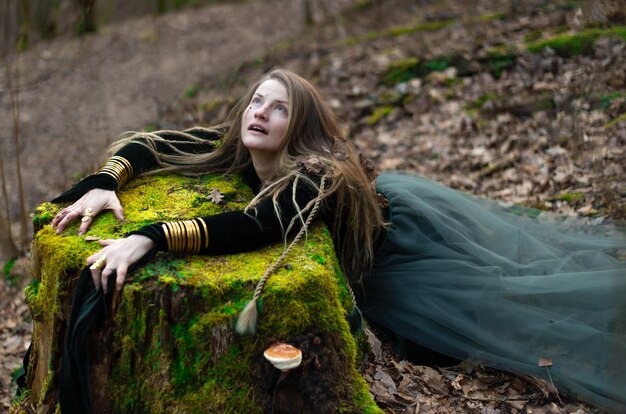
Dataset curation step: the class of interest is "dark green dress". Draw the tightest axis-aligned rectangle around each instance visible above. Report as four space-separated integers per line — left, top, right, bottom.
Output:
363 171 626 413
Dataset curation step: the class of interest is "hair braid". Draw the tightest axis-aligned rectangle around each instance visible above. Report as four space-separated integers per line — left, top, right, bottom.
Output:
235 174 329 335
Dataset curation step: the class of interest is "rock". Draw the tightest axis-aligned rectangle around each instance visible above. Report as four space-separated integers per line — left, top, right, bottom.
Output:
16 173 378 413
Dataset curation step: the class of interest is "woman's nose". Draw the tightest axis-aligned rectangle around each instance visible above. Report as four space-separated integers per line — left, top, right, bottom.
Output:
254 104 269 120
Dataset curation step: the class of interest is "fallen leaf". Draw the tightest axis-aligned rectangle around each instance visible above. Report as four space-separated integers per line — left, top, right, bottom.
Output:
332 140 348 161
374 366 398 395
364 326 383 362
210 188 225 204
296 155 325 174
359 153 378 181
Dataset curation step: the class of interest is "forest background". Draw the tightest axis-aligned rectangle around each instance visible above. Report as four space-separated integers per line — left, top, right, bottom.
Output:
0 0 625 412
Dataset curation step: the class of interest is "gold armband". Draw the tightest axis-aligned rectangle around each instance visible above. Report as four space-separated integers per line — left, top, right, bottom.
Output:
96 155 134 188
162 218 209 254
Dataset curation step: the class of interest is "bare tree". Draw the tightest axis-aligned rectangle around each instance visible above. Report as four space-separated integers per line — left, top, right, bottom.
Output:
2 1 27 256
5 55 28 253
75 0 97 33
0 146 19 261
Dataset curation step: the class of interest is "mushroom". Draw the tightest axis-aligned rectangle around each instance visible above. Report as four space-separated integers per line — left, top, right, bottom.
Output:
263 342 302 372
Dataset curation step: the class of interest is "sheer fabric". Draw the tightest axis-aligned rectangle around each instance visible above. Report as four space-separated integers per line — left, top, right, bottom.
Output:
363 172 626 412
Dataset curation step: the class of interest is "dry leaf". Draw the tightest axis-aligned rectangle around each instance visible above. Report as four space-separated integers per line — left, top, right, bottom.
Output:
364 326 383 362
359 153 378 181
374 366 397 395
296 155 325 174
332 140 348 161
210 187 225 204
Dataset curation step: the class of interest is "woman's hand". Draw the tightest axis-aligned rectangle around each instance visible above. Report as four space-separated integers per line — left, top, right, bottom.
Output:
51 189 124 235
86 235 155 293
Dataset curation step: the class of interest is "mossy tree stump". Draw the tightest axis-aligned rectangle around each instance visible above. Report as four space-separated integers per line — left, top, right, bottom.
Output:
20 174 380 413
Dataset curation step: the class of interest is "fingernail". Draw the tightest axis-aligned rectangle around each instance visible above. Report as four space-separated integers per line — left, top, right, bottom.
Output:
78 231 84 236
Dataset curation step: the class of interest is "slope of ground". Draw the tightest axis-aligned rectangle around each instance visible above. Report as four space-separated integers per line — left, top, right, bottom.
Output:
2 0 625 412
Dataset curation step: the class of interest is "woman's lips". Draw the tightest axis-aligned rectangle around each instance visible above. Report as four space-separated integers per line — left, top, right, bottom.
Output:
248 124 268 134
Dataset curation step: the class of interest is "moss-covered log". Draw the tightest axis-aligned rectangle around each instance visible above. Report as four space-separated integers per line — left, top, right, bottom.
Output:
17 173 380 413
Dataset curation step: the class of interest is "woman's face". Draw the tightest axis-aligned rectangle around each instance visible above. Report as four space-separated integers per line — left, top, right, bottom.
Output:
241 79 290 156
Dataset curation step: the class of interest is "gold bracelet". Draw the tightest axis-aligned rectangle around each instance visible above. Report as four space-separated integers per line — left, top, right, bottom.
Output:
172 221 183 252
96 155 133 188
190 219 201 254
197 218 209 249
181 220 193 253
185 220 198 254
162 223 172 251
162 219 209 253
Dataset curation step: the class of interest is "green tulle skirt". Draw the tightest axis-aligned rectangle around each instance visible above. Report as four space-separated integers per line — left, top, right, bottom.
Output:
363 172 626 412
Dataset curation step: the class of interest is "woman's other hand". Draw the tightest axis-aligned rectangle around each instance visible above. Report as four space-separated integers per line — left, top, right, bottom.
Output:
86 235 155 293
51 189 124 235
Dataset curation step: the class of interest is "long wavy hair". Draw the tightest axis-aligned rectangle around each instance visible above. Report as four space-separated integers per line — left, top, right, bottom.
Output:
113 68 386 280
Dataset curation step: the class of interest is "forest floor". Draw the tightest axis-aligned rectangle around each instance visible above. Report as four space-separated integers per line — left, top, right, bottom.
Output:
1 0 625 412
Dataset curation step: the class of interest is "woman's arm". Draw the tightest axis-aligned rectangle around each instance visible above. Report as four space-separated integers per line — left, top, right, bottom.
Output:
51 127 221 234
52 127 221 203
131 177 323 255
87 177 325 292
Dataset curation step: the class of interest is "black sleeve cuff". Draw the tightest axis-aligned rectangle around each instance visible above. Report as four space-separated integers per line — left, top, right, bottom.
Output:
127 223 168 251
51 174 118 203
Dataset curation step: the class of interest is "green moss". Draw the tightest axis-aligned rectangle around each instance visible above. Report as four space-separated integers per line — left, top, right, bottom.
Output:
366 106 394 125
484 54 516 78
143 123 159 132
595 92 626 110
525 29 544 43
526 27 626 57
24 279 41 316
475 11 508 21
182 85 203 99
350 0 374 11
378 91 404 106
604 112 626 128
342 10 511 48
550 192 585 203
27 173 378 412
422 57 452 73
3 258 16 282
385 57 419 85
385 19 455 37
385 52 514 85
467 92 499 110
341 19 455 46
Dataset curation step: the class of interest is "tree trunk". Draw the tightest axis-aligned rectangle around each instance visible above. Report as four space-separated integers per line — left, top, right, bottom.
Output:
16 173 378 413
0 211 18 261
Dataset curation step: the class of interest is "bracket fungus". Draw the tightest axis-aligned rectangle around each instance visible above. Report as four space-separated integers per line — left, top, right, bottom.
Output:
263 342 303 372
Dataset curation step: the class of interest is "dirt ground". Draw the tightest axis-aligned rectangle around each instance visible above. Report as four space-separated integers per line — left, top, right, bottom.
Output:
1 0 624 412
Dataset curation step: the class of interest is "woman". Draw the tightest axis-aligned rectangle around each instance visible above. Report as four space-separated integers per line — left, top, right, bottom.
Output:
51 69 625 412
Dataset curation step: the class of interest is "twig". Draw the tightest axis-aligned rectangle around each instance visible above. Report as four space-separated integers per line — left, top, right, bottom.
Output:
458 392 542 402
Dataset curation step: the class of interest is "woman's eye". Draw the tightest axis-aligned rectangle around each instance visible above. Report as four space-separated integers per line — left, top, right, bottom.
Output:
274 105 287 113
250 97 262 107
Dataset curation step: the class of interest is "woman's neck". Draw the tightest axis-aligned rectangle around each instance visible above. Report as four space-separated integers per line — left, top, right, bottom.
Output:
250 151 279 184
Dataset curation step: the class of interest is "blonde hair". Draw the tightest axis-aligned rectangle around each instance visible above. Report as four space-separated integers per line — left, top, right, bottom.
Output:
114 68 386 281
